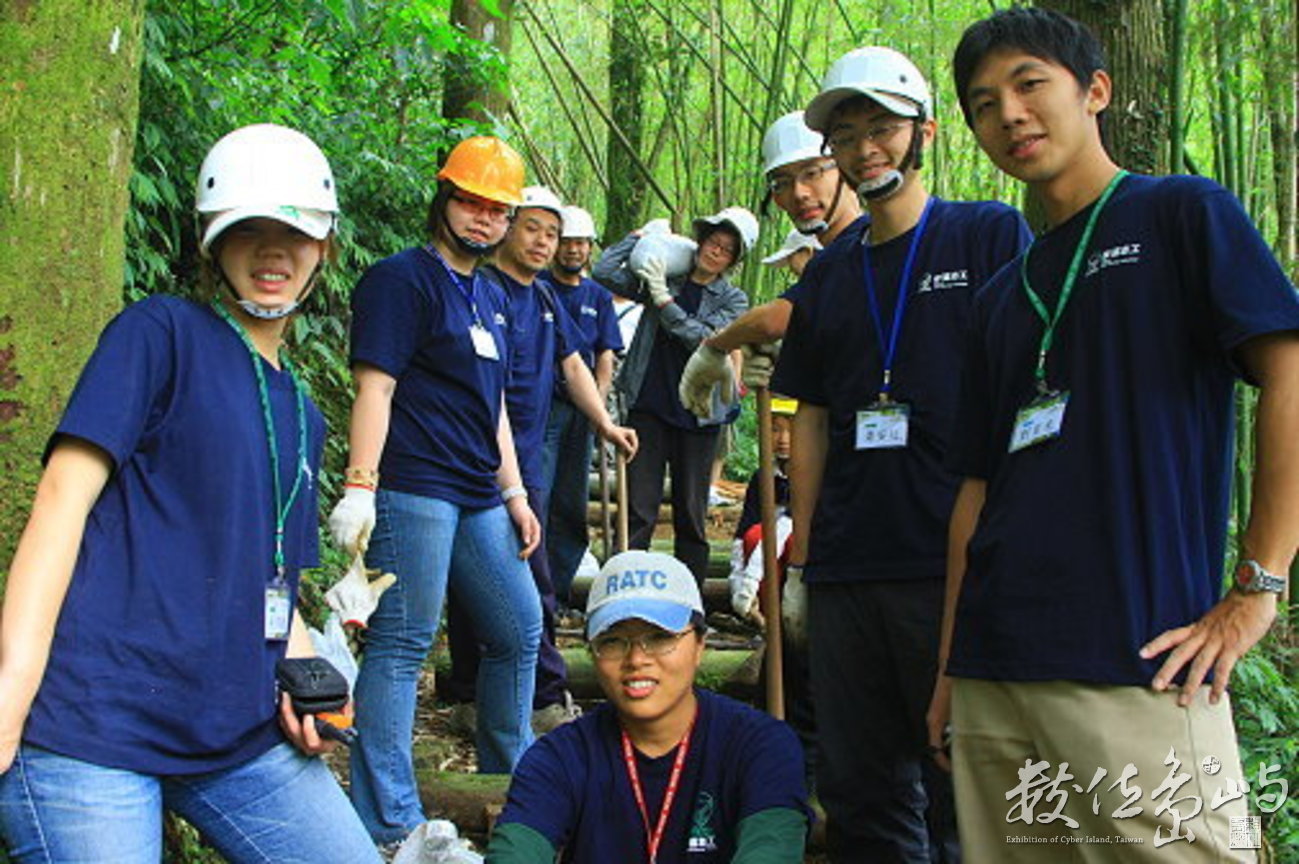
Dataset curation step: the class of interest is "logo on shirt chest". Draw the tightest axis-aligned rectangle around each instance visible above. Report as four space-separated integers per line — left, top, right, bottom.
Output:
1085 243 1142 277
581 305 598 317
917 269 970 293
688 792 718 853
543 310 555 323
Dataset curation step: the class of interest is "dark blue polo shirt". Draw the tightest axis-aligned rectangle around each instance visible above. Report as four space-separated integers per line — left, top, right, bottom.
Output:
773 199 1032 582
497 689 807 863
27 296 325 774
350 246 511 508
947 174 1299 686
487 266 580 490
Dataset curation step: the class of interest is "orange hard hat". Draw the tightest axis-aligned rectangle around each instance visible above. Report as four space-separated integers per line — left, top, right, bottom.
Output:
436 136 525 206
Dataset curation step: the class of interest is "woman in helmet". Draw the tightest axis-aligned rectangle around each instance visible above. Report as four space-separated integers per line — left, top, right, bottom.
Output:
592 208 755 584
0 124 379 861
325 136 543 847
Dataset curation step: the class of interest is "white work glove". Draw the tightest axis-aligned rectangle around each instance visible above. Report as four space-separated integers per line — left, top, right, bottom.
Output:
679 344 735 419
781 563 808 651
741 341 781 391
325 546 397 630
328 486 376 555
639 255 672 307
728 539 764 627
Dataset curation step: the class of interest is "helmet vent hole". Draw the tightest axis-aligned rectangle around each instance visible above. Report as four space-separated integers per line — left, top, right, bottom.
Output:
206 177 215 189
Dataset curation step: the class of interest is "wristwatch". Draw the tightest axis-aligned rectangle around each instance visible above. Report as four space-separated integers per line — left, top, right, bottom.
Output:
1234 559 1288 594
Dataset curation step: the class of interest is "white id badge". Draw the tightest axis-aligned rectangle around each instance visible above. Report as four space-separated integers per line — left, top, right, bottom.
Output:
855 402 910 450
1009 391 1070 453
470 324 500 360
264 583 292 641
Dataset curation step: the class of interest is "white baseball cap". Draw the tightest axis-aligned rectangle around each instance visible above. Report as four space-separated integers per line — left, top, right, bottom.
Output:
761 229 822 266
586 551 705 639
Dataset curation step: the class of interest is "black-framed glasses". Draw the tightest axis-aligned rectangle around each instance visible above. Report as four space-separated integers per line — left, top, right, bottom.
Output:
767 159 839 196
589 628 695 660
449 192 513 222
827 121 912 155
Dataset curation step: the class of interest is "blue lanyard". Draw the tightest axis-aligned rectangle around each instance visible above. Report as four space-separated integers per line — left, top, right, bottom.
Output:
424 244 482 325
861 197 934 399
213 302 307 582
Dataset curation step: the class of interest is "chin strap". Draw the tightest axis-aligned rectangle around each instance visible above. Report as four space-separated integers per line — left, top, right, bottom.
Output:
220 261 322 321
855 117 925 205
799 172 850 235
441 208 495 256
556 261 585 275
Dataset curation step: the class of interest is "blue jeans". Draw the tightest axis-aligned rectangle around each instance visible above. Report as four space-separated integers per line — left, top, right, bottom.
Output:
0 742 378 863
349 489 541 844
540 398 594 605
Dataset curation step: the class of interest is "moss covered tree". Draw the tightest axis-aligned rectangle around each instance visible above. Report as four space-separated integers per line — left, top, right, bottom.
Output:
0 0 145 573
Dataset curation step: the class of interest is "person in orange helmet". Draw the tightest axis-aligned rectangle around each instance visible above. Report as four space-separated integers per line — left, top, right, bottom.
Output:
327 136 544 849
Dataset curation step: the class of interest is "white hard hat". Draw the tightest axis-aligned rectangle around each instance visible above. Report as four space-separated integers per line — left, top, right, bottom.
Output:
561 205 597 239
692 206 760 255
196 124 338 254
804 47 932 133
762 112 825 175
519 185 564 219
761 229 822 266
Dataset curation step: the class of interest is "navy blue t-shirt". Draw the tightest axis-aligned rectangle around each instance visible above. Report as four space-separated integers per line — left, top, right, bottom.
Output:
636 281 709 430
947 174 1299 686
497 689 807 863
350 246 511 508
539 271 624 403
26 296 325 774
488 266 580 490
772 200 1032 582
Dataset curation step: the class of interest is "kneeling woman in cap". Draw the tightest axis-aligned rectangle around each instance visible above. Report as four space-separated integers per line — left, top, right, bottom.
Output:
487 551 809 863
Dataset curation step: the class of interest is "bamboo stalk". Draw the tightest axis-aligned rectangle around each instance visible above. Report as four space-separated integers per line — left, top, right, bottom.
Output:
515 16 610 191
517 0 677 213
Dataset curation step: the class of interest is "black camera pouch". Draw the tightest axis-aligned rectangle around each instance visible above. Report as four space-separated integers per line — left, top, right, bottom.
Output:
275 657 349 715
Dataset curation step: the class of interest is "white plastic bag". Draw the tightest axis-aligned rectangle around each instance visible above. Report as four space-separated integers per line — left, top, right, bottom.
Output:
630 218 697 280
307 613 359 692
392 819 483 864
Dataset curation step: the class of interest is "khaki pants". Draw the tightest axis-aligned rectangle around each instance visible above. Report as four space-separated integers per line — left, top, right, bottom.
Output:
951 679 1257 863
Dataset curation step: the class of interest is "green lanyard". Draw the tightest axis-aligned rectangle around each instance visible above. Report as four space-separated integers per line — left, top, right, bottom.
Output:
214 302 307 581
1020 170 1128 392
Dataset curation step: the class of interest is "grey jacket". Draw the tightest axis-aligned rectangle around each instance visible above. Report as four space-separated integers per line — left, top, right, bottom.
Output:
593 234 749 426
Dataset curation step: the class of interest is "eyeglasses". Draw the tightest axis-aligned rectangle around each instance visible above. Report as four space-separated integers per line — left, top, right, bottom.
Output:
450 192 514 222
700 236 739 257
827 121 912 155
767 159 839 195
589 628 696 660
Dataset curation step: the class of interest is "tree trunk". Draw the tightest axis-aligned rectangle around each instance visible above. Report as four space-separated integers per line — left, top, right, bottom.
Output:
0 0 145 572
443 0 514 126
1039 0 1168 175
605 0 648 241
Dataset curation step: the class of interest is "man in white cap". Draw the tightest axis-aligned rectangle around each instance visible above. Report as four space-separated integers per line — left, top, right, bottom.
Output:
445 187 637 735
770 47 1032 861
761 228 822 279
680 111 860 415
537 205 625 612
486 551 809 863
